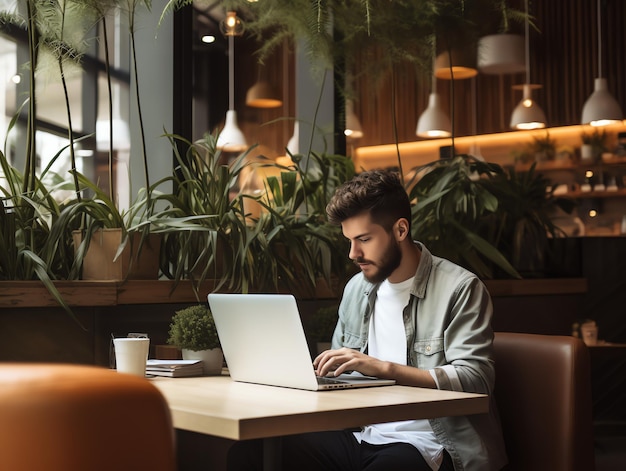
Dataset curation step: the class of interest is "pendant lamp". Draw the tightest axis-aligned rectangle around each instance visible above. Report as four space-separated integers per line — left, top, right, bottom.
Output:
581 0 623 126
510 0 546 130
477 34 525 75
344 100 364 139
246 79 282 108
416 71 451 138
217 11 247 152
434 47 478 80
246 63 282 108
287 121 299 155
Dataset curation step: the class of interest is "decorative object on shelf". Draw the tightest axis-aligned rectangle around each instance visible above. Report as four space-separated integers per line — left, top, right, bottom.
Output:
217 11 247 152
581 128 607 163
167 304 223 375
510 0 546 130
572 318 599 346
530 131 557 162
581 0 623 126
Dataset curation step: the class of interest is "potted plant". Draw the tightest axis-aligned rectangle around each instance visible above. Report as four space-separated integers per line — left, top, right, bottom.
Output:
580 128 607 163
530 131 557 162
167 304 223 375
408 155 576 279
252 151 355 296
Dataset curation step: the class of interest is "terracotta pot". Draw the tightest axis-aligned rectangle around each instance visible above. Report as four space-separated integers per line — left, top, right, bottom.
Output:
72 228 161 280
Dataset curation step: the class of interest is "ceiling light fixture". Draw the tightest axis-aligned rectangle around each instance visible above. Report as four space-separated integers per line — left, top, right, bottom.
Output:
581 0 623 126
416 68 451 138
344 99 364 139
216 11 247 152
510 0 546 130
434 48 478 80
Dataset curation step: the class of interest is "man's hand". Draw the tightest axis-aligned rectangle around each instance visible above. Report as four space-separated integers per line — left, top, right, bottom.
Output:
313 347 389 378
313 347 437 389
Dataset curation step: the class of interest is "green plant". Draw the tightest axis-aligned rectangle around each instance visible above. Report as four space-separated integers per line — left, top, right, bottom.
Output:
482 163 575 277
408 156 575 279
252 152 355 295
167 304 220 351
158 132 261 295
408 155 520 279
530 131 557 160
0 126 82 327
581 128 607 158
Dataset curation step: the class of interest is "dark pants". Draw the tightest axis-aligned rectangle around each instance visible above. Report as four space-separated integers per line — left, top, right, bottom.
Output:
227 430 455 471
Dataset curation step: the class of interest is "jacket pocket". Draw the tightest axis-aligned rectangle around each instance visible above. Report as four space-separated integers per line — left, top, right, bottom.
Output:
412 337 444 368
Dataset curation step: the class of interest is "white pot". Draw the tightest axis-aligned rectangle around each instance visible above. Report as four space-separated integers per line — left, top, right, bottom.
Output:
581 144 595 161
182 348 224 376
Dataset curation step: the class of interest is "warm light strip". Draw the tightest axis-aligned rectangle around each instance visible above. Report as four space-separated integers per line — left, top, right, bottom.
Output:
353 123 626 171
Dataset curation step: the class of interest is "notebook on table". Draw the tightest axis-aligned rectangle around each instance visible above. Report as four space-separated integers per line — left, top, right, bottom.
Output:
207 293 396 391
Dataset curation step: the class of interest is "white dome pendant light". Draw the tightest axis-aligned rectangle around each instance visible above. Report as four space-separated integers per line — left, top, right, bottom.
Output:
510 0 546 130
216 11 247 152
417 53 452 139
581 0 623 126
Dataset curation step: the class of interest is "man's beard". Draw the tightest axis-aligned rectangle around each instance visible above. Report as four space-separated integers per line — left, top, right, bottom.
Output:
354 238 402 283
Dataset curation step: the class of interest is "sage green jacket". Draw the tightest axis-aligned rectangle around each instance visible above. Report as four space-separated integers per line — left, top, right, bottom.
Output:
331 242 508 471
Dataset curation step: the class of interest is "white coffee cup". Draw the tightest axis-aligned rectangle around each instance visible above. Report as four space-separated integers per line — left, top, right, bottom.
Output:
113 338 150 376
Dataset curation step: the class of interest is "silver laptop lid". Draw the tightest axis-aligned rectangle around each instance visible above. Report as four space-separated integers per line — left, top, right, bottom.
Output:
208 293 321 390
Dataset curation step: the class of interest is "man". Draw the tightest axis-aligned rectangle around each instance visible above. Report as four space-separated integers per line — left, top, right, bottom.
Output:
229 169 507 471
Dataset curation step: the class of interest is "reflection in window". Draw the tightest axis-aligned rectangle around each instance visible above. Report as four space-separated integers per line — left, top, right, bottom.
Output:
0 6 131 207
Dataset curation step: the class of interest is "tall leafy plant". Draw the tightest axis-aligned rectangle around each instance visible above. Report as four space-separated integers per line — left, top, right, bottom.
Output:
158 132 259 296
408 156 575 279
408 155 520 279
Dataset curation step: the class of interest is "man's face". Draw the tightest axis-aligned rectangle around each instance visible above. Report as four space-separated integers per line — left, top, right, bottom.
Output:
341 212 401 283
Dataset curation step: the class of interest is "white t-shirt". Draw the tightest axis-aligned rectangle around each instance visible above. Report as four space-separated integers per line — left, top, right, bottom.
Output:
354 278 446 471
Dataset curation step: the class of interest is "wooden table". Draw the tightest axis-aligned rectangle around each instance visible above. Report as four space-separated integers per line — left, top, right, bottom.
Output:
151 375 489 470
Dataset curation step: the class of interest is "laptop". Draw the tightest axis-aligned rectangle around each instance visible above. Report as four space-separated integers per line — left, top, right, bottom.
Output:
207 293 396 391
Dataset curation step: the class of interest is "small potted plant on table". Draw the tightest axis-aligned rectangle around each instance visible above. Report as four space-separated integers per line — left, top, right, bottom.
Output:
167 304 223 375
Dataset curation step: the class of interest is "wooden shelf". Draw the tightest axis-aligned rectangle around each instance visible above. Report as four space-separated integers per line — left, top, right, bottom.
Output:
558 189 626 199
0 278 588 308
0 280 212 308
514 160 577 172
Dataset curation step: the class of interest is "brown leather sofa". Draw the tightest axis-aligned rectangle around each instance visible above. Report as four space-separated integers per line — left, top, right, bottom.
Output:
0 363 176 471
494 332 595 471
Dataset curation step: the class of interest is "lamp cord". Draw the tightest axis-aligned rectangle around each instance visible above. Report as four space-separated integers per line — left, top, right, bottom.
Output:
229 34 234 111
524 0 530 85
597 0 602 79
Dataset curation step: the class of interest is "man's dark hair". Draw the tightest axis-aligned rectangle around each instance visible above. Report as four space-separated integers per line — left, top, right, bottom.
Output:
326 170 412 232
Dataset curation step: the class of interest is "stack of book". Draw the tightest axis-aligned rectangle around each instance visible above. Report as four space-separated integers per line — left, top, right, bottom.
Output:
146 359 204 377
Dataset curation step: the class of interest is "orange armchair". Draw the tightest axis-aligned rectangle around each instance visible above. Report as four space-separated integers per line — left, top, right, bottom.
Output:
0 363 176 471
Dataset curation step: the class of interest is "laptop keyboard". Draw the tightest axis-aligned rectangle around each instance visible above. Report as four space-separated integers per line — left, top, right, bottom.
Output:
317 376 344 385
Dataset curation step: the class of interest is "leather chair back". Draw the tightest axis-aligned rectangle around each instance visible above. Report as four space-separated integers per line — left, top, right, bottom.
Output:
494 332 595 471
0 363 176 471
